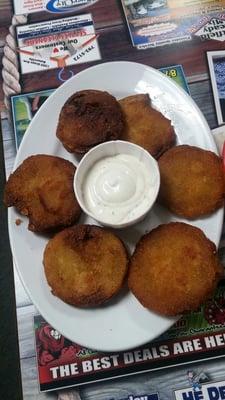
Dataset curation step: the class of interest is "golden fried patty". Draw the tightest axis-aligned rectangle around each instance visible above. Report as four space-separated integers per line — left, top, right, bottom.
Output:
43 225 129 307
56 90 124 154
158 145 225 218
4 155 81 232
128 222 223 316
119 94 176 158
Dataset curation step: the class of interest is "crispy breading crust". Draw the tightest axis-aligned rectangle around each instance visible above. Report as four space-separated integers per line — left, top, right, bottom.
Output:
56 90 124 154
4 155 81 232
119 93 176 158
158 145 225 218
128 222 224 316
43 225 129 307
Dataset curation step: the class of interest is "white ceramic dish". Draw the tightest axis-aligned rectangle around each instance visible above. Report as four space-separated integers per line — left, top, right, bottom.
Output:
8 61 223 352
74 140 160 228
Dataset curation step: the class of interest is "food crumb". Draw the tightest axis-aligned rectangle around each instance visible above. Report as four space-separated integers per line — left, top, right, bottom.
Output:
15 219 22 226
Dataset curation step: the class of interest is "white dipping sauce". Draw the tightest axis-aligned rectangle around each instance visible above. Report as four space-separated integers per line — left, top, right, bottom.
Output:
82 154 158 224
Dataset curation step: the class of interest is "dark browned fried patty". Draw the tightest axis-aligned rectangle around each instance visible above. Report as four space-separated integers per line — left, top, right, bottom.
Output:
119 94 176 158
158 145 225 218
4 154 81 232
56 90 124 154
128 222 223 316
43 225 129 307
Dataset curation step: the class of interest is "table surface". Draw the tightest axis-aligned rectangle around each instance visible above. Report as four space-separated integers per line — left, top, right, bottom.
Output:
1 1 225 399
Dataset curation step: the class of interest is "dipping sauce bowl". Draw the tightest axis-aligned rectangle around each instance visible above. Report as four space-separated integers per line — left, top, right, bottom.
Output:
74 140 160 229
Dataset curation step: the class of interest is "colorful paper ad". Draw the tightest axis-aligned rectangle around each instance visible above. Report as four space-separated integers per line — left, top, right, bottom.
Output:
121 0 225 49
34 281 225 392
11 89 55 149
159 64 190 94
16 14 101 74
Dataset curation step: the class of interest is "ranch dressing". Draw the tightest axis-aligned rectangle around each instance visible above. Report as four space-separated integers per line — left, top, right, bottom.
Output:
82 154 158 224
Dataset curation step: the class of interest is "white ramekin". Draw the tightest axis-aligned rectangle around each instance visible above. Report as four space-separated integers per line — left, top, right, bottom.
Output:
74 140 160 229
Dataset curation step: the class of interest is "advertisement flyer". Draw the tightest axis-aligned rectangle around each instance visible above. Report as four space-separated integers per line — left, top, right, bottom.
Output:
121 0 225 49
13 0 98 15
34 281 225 392
16 14 101 74
10 88 55 149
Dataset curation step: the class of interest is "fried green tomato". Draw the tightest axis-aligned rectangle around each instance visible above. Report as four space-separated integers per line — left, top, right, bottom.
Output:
43 225 129 307
158 145 225 218
119 94 176 159
56 90 124 154
4 155 81 232
128 222 223 316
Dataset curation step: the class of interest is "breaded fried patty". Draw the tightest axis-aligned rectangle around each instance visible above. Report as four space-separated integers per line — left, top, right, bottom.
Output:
43 225 129 307
128 222 223 316
158 145 225 218
4 155 81 232
119 94 176 158
56 90 124 154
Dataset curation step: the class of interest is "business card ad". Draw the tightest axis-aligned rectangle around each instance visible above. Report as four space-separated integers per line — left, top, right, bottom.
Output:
16 14 101 74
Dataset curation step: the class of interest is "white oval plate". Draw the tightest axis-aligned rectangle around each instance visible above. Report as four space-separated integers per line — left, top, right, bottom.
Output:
8 61 223 352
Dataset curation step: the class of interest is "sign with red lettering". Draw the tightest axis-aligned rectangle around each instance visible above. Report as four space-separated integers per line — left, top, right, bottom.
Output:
34 282 225 392
16 14 101 74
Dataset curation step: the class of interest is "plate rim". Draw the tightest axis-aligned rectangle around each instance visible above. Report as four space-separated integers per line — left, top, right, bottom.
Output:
8 61 224 351
14 61 219 167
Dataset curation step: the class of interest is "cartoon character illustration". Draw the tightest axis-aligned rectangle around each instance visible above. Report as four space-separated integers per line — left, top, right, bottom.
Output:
204 292 225 325
36 323 80 366
187 371 209 392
